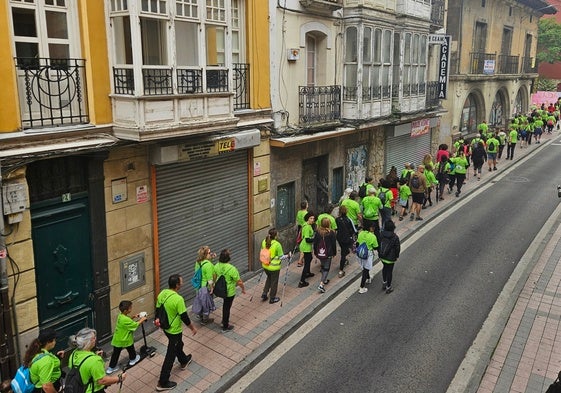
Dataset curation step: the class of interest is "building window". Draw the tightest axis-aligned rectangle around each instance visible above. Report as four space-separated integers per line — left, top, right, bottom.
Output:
332 167 344 204
276 182 295 229
306 34 316 87
460 94 478 134
344 26 358 100
489 91 505 127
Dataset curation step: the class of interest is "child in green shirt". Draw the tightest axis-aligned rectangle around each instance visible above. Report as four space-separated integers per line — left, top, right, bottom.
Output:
106 300 147 374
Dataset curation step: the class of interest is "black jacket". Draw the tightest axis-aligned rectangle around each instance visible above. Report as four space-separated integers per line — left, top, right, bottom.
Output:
313 230 337 259
378 230 400 262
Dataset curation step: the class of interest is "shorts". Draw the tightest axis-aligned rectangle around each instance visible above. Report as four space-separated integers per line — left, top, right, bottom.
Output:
398 198 408 208
535 128 542 136
411 192 424 204
487 152 497 160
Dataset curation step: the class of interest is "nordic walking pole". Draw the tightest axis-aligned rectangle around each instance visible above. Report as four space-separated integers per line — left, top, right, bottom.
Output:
249 269 265 302
280 248 296 307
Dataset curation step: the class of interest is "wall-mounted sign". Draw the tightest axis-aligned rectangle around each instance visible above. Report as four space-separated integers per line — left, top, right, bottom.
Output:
136 185 148 203
111 178 127 204
436 35 451 99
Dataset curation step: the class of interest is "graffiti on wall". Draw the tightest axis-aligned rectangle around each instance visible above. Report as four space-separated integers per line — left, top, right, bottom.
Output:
345 145 368 191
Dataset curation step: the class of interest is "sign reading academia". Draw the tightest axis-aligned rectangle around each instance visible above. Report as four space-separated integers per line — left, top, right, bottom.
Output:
429 34 451 100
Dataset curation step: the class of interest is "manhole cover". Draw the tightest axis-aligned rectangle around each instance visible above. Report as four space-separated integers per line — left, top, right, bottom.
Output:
505 176 529 183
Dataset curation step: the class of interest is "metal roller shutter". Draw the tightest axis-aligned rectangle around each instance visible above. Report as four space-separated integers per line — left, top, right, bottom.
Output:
155 150 249 300
385 132 431 175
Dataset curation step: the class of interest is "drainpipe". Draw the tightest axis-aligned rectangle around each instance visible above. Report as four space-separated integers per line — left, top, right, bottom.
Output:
0 163 17 379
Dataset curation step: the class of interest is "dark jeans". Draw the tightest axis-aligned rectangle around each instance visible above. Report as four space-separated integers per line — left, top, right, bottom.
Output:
382 262 395 287
360 268 369 288
222 295 235 328
498 144 505 159
448 174 456 190
338 241 352 271
319 257 332 284
506 143 516 159
108 344 137 368
263 269 280 298
300 252 312 283
423 187 433 206
159 331 190 384
455 173 466 193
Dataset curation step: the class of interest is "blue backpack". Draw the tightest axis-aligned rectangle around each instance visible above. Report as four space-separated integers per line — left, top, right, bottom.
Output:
356 242 369 260
11 353 47 393
190 261 208 289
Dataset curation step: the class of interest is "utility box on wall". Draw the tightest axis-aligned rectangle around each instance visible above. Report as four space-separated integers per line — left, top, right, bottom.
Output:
287 48 300 61
120 253 146 294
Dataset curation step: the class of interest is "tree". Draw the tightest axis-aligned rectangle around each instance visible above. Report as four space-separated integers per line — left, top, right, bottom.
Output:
535 78 556 92
537 18 561 64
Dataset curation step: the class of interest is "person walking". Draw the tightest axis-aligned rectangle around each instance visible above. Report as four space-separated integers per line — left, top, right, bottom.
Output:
340 191 362 228
25 328 64 393
408 165 427 221
156 275 197 391
314 217 337 294
378 220 401 294
497 128 507 159
486 133 499 171
471 141 487 180
507 126 518 160
261 228 290 304
356 223 378 294
68 328 127 393
378 178 393 229
295 200 308 267
397 179 412 220
360 187 382 239
191 246 216 325
335 205 356 278
298 212 316 288
106 300 147 374
213 249 245 332
450 150 469 197
422 163 437 209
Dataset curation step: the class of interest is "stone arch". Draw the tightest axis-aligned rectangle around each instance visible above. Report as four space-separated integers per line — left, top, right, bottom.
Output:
489 87 509 129
300 21 332 49
459 89 485 134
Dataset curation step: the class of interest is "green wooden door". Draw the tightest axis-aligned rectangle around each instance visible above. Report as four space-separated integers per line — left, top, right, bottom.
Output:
31 194 94 349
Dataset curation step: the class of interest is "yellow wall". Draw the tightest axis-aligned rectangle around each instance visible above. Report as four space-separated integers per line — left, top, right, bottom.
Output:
0 1 21 133
247 0 271 110
78 0 113 125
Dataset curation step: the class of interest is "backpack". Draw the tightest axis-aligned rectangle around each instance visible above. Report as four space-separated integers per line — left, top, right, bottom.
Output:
356 242 369 260
378 236 394 260
259 248 271 265
213 274 228 298
358 183 367 198
154 293 176 330
64 353 94 393
546 371 561 393
487 140 495 151
315 236 327 258
11 354 47 393
399 172 411 185
190 261 208 290
410 175 420 189
378 190 387 205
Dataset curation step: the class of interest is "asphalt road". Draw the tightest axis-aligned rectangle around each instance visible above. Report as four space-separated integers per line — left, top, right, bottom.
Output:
240 143 561 393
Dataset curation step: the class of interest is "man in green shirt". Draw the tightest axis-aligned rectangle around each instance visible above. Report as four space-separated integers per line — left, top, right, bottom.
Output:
341 191 361 226
506 127 518 160
156 275 197 391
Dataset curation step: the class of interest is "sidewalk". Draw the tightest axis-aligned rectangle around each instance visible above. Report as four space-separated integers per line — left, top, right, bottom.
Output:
103 131 558 393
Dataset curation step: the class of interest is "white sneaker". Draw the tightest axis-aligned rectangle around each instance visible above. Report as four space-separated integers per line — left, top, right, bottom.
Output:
358 287 368 294
106 366 119 374
128 354 141 366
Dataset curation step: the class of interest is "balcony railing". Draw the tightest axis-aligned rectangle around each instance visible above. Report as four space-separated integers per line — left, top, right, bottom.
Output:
425 81 440 108
298 85 341 126
113 66 235 96
299 0 342 11
521 57 537 74
15 57 89 129
233 63 250 110
497 55 519 74
469 52 497 74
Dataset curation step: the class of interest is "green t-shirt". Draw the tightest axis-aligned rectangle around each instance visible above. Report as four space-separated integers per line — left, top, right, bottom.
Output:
317 213 337 230
30 350 61 388
195 259 214 288
451 156 468 174
357 230 378 251
378 187 393 208
111 312 139 347
361 195 382 219
398 184 412 200
424 169 438 186
213 262 240 298
261 239 284 271
296 209 307 227
156 289 186 334
509 129 518 143
486 137 499 153
341 198 360 225
299 222 314 253
68 350 105 393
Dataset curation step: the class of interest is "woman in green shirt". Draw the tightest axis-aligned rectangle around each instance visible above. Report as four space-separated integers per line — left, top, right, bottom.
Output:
261 228 290 304
192 246 217 325
213 249 245 332
68 328 125 393
25 328 63 393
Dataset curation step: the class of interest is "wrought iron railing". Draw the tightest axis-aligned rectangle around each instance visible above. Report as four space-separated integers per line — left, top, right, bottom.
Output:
114 67 134 95
425 81 440 108
469 52 497 74
343 86 357 100
382 85 391 99
15 57 88 128
298 85 341 126
392 84 399 98
497 55 519 74
233 63 249 110
143 68 173 95
521 57 537 74
177 68 203 94
206 68 229 93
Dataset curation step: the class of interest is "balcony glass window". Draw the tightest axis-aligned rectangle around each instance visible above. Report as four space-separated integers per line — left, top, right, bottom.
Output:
176 21 199 66
306 35 316 87
206 26 225 66
141 0 166 14
345 27 357 62
114 16 133 64
141 18 168 65
176 0 197 17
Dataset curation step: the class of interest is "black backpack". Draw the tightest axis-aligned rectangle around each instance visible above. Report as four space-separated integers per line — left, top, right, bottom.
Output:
213 275 228 298
547 371 561 393
378 190 387 205
410 175 420 189
155 293 176 330
378 236 394 259
358 184 367 198
64 353 94 393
